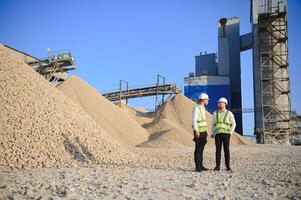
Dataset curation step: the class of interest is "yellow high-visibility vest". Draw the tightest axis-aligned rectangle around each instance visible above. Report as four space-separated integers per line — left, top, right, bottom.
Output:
196 106 207 132
213 110 232 134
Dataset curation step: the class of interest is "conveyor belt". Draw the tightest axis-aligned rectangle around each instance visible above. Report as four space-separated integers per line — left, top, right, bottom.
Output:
102 84 181 102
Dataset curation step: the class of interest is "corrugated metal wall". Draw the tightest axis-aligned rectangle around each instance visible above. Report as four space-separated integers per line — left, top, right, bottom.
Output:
184 85 231 113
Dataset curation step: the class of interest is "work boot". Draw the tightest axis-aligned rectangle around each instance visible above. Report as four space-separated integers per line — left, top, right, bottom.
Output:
200 166 209 171
195 168 201 172
213 166 220 171
226 167 232 171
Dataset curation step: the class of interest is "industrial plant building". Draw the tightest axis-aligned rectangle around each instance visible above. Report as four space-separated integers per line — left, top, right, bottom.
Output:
184 0 292 143
184 16 245 135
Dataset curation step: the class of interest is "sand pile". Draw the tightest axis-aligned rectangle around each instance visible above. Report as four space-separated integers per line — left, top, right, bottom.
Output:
137 94 253 148
57 76 149 146
119 103 154 126
0 45 132 170
132 107 150 113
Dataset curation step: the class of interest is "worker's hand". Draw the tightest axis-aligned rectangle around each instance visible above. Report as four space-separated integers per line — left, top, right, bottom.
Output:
210 134 215 139
194 131 200 139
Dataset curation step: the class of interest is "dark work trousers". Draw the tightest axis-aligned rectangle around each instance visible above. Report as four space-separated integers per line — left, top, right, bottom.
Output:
215 133 231 168
193 131 207 170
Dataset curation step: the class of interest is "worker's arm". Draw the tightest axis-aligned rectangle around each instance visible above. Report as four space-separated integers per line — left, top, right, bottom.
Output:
211 116 215 138
229 112 236 134
192 107 199 136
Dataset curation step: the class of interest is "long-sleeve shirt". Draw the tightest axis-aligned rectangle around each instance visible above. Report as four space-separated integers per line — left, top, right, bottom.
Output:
211 109 236 135
192 105 206 132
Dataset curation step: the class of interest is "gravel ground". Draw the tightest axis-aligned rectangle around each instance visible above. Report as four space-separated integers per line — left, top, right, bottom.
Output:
1 145 300 199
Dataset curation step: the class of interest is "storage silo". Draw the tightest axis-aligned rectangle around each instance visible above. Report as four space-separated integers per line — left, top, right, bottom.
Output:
217 17 243 135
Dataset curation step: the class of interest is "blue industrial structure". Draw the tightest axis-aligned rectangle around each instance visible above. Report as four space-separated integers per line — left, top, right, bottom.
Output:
195 52 217 76
184 17 244 135
184 76 230 113
184 0 291 142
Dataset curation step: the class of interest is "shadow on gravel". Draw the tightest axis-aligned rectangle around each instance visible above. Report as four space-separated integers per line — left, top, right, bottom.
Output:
63 134 98 164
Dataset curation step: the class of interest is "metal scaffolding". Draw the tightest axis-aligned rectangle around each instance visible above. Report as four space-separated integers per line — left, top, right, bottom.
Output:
155 74 166 110
257 4 291 143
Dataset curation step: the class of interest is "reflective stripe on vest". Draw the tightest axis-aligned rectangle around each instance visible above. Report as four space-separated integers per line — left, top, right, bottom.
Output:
196 106 207 132
213 110 232 134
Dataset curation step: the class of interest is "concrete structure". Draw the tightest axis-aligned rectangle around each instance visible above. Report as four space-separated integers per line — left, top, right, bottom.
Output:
291 112 301 137
217 17 243 135
251 0 291 143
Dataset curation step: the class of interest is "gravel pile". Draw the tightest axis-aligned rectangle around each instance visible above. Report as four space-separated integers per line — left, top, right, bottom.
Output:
137 94 253 148
0 45 132 171
58 76 149 146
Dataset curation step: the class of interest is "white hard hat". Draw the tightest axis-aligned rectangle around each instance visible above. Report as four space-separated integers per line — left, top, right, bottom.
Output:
198 93 209 100
218 97 228 105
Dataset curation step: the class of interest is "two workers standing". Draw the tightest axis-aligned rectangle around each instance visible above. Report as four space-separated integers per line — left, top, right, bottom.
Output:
192 93 236 172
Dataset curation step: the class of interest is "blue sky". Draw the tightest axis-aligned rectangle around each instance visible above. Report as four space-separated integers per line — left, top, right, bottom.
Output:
0 0 300 135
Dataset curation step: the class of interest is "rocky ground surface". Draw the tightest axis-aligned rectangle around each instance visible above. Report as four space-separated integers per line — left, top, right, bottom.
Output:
1 145 300 199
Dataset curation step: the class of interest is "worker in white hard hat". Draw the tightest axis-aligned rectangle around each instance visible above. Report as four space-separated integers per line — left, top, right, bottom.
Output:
192 93 210 172
211 97 236 171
